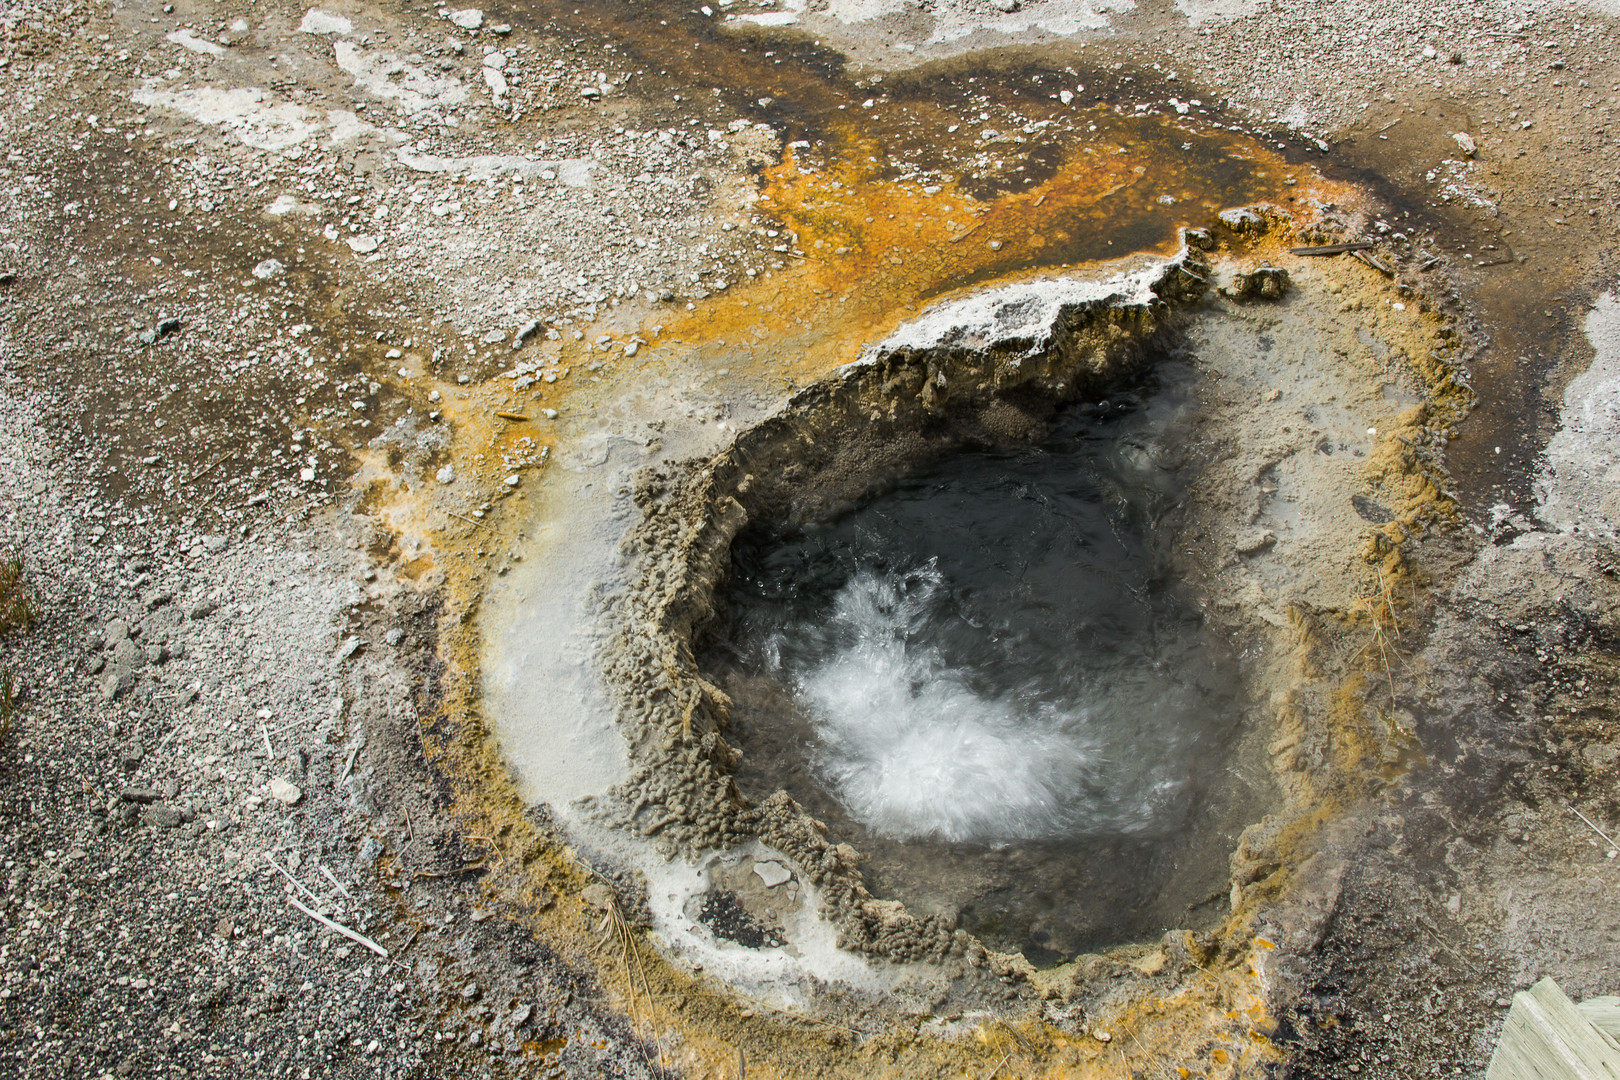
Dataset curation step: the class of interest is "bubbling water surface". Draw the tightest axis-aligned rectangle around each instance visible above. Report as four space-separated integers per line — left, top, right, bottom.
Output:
705 368 1262 958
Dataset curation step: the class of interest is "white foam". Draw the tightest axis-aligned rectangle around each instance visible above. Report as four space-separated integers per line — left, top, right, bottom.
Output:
786 566 1179 843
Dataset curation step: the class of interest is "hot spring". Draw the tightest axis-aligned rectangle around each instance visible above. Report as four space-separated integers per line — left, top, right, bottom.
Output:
700 364 1268 962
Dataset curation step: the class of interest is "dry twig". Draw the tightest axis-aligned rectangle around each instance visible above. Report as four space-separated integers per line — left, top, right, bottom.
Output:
287 897 389 958
1571 806 1620 855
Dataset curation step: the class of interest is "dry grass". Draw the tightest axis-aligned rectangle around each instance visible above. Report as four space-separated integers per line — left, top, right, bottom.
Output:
0 552 30 637
0 671 15 748
1351 567 1408 702
589 882 670 1078
0 552 27 749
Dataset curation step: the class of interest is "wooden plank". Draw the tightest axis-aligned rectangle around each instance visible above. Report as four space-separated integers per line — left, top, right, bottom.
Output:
1486 978 1620 1080
1580 998 1620 1042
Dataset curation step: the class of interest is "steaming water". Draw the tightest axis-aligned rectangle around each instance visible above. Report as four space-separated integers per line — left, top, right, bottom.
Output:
706 368 1262 957
785 559 1202 844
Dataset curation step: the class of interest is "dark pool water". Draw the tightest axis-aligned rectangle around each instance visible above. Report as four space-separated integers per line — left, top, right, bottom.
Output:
703 366 1267 960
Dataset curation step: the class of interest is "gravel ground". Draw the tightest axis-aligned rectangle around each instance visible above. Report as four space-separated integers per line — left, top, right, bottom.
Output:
2 0 1618 1076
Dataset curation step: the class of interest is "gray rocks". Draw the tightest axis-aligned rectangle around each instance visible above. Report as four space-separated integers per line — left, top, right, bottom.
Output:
137 316 182 345
100 668 134 700
143 805 185 828
268 777 303 805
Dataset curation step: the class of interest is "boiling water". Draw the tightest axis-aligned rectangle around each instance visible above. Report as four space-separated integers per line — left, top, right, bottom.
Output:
704 368 1263 959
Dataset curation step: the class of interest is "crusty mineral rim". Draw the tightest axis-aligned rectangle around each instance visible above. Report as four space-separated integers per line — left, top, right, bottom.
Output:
590 242 1219 963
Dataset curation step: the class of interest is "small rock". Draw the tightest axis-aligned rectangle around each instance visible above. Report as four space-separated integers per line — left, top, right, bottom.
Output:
436 465 456 484
252 258 286 280
200 535 228 554
1223 265 1290 301
104 618 130 644
138 317 182 345
1217 207 1267 234
346 235 380 255
298 9 353 34
101 669 135 701
143 805 184 829
384 628 404 646
112 639 141 668
509 1003 533 1029
1452 131 1477 157
268 777 303 806
118 742 146 770
753 860 792 888
119 787 161 804
512 320 540 349
189 598 217 619
449 7 483 29
335 636 362 662
504 474 520 487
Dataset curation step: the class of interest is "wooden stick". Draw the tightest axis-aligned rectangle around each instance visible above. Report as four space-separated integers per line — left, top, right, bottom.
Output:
1289 242 1375 256
287 897 389 958
187 451 235 484
948 220 986 244
1571 806 1620 853
320 864 352 899
264 854 323 908
495 411 529 421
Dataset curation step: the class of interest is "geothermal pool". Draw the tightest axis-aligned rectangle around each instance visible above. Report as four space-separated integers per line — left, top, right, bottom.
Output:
701 367 1261 960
